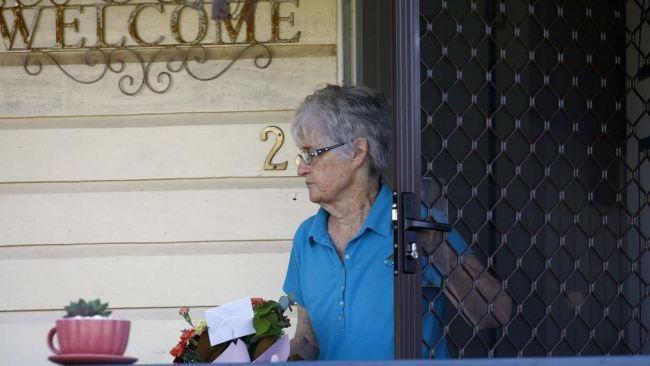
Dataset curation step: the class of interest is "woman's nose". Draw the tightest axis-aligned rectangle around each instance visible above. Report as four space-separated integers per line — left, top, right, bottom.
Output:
297 159 310 176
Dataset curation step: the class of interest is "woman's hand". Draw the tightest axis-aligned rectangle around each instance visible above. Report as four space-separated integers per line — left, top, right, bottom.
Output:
421 229 513 329
289 305 319 360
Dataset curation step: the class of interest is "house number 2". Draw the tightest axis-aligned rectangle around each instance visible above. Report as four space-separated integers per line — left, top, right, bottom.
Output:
260 126 288 170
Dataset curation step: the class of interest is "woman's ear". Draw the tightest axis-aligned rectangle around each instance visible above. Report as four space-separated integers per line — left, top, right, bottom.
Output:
351 138 369 168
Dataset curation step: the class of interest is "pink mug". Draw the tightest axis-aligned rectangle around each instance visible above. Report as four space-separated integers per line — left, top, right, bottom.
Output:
47 318 130 355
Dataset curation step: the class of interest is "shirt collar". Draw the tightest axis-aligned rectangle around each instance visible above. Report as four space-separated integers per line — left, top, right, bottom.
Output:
308 206 331 246
307 184 392 246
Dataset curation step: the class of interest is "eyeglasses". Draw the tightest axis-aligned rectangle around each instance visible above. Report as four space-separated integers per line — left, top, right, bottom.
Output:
295 142 346 166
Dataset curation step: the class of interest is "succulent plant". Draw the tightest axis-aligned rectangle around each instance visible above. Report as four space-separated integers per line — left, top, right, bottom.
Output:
64 299 112 318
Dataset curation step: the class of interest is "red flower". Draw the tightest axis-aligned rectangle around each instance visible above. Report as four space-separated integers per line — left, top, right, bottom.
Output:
180 328 195 343
251 297 264 306
178 307 189 316
170 342 185 358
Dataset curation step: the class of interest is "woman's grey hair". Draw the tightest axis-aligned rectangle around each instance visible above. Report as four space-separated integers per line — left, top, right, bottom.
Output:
291 84 392 182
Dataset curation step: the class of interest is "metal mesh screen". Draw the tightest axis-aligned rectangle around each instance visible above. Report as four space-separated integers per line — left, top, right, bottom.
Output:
419 0 650 357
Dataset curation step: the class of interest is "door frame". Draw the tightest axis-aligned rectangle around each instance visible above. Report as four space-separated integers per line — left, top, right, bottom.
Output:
392 0 422 359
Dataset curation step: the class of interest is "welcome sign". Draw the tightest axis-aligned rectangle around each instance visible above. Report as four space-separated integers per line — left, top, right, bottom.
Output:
0 0 300 50
0 0 302 94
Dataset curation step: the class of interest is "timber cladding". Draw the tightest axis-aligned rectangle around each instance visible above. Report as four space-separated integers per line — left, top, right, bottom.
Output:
0 1 337 365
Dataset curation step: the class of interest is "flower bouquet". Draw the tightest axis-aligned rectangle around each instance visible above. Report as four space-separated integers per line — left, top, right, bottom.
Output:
170 296 294 363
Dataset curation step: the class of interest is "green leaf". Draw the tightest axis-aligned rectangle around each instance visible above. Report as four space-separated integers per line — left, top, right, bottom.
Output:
253 316 271 334
266 324 283 337
255 303 274 316
266 312 279 324
63 299 111 317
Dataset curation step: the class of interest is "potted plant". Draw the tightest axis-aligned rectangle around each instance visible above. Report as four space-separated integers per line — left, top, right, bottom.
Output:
47 299 131 356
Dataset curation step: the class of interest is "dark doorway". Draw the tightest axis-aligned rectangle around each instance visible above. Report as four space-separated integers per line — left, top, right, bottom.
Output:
391 0 650 358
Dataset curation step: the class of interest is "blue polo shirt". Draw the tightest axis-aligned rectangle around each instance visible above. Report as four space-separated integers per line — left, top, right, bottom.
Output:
283 185 470 360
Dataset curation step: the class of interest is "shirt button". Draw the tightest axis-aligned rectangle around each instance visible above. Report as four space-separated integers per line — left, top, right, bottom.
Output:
339 300 344 306
340 285 345 291
344 254 350 260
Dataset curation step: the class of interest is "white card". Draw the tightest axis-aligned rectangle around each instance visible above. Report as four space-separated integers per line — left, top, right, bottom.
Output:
205 297 256 346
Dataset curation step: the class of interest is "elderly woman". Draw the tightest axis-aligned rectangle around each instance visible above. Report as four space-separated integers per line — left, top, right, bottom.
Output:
283 85 512 360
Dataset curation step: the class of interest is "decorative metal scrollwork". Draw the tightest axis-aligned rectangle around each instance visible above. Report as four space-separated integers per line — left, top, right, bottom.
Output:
23 43 272 95
24 47 109 84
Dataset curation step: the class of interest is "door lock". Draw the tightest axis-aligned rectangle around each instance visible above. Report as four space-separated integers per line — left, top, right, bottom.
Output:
406 242 418 259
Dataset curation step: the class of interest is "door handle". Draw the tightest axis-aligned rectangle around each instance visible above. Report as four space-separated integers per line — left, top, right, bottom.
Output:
397 192 452 274
405 218 451 232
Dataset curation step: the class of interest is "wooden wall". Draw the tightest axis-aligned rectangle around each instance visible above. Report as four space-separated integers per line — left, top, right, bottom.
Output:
0 1 338 364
